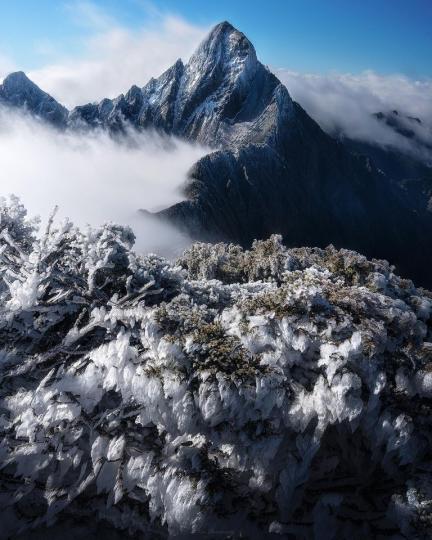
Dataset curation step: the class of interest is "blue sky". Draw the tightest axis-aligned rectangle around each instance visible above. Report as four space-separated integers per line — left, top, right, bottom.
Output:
0 0 431 78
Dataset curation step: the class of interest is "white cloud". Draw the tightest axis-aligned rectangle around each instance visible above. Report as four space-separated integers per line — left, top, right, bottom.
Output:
27 6 208 108
275 69 432 159
0 107 208 256
0 52 16 80
64 0 117 30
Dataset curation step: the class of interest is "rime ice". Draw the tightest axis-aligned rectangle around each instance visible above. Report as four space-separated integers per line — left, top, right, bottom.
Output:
0 198 431 538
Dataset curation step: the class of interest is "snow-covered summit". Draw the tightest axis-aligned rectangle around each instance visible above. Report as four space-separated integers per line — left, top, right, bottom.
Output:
2 70 33 90
182 19 259 105
0 71 68 126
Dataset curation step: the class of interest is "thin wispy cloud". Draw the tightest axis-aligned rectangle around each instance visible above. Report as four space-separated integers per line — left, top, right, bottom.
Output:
65 0 117 30
25 3 208 107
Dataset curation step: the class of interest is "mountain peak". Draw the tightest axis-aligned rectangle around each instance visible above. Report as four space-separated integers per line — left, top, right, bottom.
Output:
209 20 243 40
4 70 27 80
192 20 256 66
0 71 68 126
181 20 259 109
2 71 37 92
67 20 290 146
213 20 236 31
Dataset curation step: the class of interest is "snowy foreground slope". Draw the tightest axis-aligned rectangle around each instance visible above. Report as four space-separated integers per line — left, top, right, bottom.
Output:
0 198 432 539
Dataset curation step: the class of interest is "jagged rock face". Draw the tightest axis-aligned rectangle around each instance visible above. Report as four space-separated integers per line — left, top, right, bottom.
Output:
0 71 68 126
168 21 292 146
0 199 431 539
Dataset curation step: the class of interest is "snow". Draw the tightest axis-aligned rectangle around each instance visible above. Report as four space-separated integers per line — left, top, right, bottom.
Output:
0 199 431 538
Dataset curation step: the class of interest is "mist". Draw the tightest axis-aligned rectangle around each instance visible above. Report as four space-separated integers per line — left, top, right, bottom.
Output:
0 107 208 256
275 69 432 161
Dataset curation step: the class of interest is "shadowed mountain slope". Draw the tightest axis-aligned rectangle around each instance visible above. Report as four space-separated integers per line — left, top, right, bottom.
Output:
0 71 68 125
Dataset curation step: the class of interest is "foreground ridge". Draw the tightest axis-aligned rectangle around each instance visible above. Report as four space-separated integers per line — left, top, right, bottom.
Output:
0 198 431 539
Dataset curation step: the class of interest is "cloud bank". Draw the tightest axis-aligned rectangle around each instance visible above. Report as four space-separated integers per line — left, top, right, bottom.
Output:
276 69 432 159
0 107 208 256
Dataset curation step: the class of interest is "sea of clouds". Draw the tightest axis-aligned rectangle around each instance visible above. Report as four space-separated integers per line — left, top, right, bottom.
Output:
275 69 432 159
0 108 208 256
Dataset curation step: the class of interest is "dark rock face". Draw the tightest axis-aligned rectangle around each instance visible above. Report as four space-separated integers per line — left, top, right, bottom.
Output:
0 71 68 126
160 103 432 287
373 110 432 152
342 137 432 215
1 22 432 287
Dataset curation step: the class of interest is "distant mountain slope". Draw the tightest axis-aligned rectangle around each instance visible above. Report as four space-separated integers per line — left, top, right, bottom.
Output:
1 22 431 287
373 110 432 154
337 110 432 232
342 136 432 215
0 71 68 125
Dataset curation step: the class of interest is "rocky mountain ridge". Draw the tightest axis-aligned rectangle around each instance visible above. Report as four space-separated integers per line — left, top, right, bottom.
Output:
70 21 293 148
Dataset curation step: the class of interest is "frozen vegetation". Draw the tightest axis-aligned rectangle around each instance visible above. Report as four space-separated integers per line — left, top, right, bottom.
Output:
0 196 431 539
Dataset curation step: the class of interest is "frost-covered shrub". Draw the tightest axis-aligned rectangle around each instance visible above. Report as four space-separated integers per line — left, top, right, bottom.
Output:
0 195 38 251
0 201 431 539
178 234 290 283
0 195 39 297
